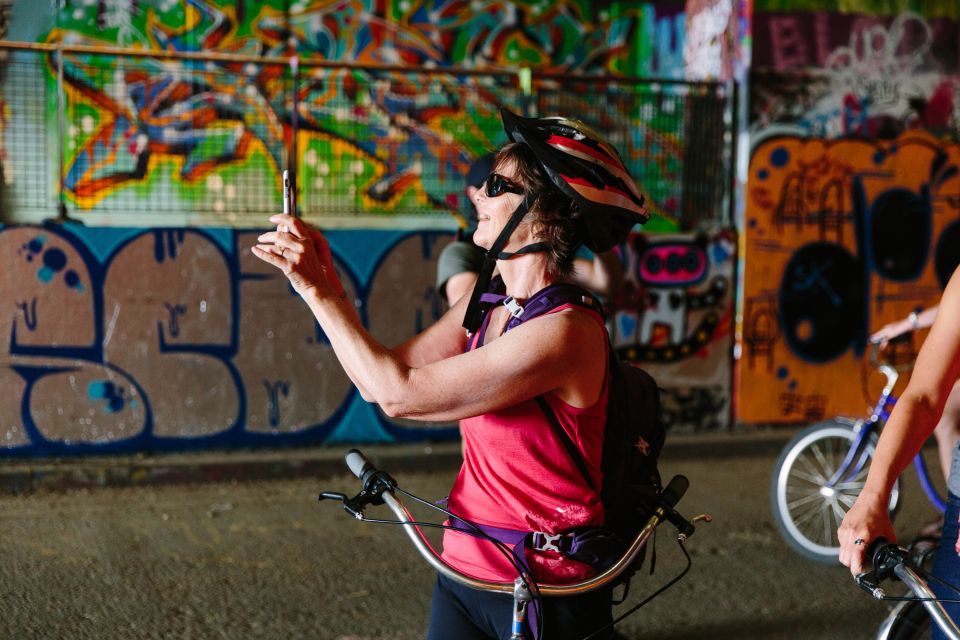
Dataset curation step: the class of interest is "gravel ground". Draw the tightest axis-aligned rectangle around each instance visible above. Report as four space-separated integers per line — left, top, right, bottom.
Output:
0 442 944 639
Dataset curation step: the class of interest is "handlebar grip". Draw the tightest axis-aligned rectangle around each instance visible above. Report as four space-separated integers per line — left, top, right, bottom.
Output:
660 475 689 510
866 537 910 581
346 449 374 481
867 537 890 564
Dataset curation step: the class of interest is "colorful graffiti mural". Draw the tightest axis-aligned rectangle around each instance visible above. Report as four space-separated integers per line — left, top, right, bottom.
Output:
0 0 697 227
612 230 736 431
1 224 733 456
738 132 960 423
683 0 736 81
751 11 959 138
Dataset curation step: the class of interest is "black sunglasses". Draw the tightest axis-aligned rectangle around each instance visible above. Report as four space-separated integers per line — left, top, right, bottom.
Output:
484 173 525 198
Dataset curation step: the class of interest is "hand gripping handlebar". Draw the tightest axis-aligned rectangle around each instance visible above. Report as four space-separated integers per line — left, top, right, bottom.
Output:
855 538 960 640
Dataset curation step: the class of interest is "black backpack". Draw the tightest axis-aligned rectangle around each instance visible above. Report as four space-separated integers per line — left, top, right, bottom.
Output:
473 279 666 578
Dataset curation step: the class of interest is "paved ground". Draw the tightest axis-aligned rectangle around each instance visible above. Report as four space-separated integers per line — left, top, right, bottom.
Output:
0 431 945 639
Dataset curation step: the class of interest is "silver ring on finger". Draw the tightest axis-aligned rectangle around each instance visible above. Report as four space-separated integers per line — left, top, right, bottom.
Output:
853 538 864 546
279 247 285 258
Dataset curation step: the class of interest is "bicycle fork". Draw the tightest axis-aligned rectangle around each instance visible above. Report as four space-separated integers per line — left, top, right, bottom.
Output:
512 577 532 640
826 421 874 490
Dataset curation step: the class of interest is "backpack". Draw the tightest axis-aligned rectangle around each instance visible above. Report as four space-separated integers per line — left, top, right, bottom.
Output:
472 278 666 581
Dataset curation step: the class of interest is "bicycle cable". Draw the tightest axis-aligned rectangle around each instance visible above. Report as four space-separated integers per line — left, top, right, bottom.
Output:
869 562 960 604
578 537 693 640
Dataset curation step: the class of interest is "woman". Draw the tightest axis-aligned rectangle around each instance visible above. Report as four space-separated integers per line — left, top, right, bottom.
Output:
838 267 960 639
252 109 648 640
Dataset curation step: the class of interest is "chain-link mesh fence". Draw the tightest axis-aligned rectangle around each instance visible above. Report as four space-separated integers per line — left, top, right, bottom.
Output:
0 45 734 228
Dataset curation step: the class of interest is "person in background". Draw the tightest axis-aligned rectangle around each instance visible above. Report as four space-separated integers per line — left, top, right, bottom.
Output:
438 154 626 308
839 268 960 640
436 152 497 306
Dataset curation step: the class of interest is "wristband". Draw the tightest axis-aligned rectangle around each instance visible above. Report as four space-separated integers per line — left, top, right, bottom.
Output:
909 311 919 330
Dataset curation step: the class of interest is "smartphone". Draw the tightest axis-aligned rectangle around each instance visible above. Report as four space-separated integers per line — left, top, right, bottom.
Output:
282 170 292 215
280 170 295 234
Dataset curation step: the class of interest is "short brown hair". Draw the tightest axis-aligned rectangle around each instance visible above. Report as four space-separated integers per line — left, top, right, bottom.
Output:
494 143 580 278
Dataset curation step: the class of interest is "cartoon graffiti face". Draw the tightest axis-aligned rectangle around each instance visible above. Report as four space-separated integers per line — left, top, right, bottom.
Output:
634 237 708 287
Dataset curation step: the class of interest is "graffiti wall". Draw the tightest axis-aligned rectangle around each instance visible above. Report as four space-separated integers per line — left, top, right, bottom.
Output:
738 132 960 423
1 224 732 457
0 0 738 456
613 230 736 431
751 10 959 139
1 0 698 229
738 1 960 424
0 224 460 456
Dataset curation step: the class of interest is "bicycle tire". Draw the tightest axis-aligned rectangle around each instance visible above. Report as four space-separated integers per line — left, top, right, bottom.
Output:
770 419 901 563
878 600 931 640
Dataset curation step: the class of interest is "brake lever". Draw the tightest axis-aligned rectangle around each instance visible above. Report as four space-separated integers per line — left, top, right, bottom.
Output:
855 571 886 599
318 491 365 520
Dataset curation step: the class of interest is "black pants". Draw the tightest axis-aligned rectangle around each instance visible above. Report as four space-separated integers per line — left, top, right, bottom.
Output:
426 573 615 640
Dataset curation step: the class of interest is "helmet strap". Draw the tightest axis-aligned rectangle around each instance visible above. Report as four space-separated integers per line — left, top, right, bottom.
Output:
462 199 531 332
497 242 550 260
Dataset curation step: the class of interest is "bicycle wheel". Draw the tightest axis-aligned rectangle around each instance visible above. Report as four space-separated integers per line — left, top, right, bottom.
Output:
878 600 930 640
770 418 901 563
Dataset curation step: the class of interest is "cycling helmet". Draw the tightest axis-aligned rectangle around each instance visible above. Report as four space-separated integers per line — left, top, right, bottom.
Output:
501 108 649 252
462 109 648 332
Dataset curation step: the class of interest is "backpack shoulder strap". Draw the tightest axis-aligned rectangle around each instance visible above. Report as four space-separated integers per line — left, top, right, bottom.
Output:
534 396 597 493
491 282 606 493
504 283 604 333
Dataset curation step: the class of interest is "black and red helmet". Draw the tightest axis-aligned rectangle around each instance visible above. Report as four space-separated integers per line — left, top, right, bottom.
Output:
501 108 649 252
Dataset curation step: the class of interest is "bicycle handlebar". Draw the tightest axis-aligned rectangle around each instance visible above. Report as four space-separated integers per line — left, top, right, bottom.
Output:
868 333 914 373
856 538 960 640
327 448 698 597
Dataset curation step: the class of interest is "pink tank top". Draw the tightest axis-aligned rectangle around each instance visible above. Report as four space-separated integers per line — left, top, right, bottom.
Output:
441 303 608 583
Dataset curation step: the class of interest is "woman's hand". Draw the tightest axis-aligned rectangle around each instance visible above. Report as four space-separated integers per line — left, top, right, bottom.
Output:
252 214 344 299
870 319 911 346
837 491 897 575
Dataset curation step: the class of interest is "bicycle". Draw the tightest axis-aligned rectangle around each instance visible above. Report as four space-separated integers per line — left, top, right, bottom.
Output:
318 449 710 640
856 537 960 640
771 338 946 563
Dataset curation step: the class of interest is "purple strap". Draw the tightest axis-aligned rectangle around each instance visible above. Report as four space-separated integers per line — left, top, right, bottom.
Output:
450 517 540 639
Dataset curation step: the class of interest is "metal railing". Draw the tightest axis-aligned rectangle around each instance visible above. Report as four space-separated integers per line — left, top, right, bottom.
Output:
0 41 734 228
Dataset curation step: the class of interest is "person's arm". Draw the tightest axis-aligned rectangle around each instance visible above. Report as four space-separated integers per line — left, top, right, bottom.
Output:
838 275 960 574
253 215 606 421
255 216 466 399
301 290 604 421
870 305 939 344
436 239 484 306
443 271 479 308
390 291 471 368
571 249 624 298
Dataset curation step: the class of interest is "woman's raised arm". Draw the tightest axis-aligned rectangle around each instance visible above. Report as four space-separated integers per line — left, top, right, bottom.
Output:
252 215 604 419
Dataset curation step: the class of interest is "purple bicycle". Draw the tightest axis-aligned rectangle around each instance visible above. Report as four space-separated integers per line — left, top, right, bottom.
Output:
770 339 946 563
